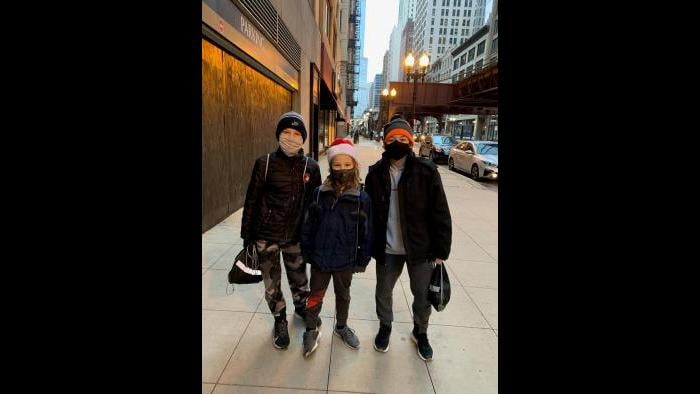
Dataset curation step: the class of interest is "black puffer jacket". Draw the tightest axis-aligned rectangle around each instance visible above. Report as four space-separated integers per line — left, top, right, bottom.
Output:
241 148 322 244
364 151 452 265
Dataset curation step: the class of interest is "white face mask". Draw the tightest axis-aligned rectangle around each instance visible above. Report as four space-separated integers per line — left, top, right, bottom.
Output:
279 133 304 156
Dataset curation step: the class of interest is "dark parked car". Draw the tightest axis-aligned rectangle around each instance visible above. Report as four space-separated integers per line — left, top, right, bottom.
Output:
418 134 458 163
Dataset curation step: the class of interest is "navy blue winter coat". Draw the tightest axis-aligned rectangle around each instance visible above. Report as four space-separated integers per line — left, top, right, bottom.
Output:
301 184 373 272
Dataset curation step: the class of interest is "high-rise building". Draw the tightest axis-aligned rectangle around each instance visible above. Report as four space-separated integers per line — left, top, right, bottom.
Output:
359 0 367 55
414 0 487 65
352 0 368 118
355 57 369 117
372 73 385 110
399 19 415 81
390 0 418 84
388 26 402 83
399 0 418 28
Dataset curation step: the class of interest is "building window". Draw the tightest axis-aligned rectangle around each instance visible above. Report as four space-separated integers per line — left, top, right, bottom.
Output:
463 19 467 26
460 54 466 66
477 40 486 55
495 19 498 34
465 29 469 35
431 28 434 34
468 10 471 17
466 65 473 74
457 10 460 16
432 9 436 16
468 47 475 61
430 37 433 44
492 37 498 52
434 0 437 6
432 18 434 25
475 59 483 69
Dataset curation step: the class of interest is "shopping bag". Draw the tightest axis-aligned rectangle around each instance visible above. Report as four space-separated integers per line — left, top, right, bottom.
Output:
428 262 451 312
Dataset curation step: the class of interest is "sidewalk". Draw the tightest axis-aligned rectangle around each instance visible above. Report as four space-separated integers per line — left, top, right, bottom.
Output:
202 138 498 394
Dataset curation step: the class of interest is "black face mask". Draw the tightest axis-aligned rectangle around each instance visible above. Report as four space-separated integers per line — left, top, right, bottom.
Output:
384 140 412 160
330 169 354 183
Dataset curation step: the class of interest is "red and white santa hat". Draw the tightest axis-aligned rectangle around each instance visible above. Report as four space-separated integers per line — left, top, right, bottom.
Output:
327 138 358 164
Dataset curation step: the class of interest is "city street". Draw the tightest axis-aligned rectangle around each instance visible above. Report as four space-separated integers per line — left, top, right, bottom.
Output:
202 138 498 394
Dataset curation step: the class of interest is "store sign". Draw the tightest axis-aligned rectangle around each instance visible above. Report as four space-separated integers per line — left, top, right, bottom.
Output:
202 0 298 90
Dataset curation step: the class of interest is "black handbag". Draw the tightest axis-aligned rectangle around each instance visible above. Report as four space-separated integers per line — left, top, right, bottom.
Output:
428 262 451 312
228 243 263 284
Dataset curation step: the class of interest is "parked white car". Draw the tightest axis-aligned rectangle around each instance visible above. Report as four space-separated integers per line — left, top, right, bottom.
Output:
448 141 498 180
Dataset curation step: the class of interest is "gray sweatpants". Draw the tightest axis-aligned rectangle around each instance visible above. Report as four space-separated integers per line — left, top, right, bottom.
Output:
375 253 433 334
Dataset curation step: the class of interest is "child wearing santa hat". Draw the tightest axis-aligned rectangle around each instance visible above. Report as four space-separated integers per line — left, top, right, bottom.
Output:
300 138 373 357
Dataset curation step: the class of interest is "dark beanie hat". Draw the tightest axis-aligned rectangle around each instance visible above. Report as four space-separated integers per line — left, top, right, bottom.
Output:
390 113 404 122
276 111 307 142
383 118 414 143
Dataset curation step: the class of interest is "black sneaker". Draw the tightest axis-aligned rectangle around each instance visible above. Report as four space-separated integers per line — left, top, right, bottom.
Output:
411 326 433 361
273 318 290 349
373 323 391 353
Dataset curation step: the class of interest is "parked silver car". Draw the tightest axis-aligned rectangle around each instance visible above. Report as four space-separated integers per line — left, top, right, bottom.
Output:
448 141 498 180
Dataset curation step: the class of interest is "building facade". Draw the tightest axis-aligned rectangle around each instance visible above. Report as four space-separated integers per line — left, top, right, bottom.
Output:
414 0 487 64
202 0 350 231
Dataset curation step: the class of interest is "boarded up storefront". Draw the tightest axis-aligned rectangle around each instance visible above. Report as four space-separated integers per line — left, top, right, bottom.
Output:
202 38 292 232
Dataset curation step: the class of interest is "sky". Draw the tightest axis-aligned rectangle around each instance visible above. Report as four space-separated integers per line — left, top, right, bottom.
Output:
363 0 399 84
363 0 493 84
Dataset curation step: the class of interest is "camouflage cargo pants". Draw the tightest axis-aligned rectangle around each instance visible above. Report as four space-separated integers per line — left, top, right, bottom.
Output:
256 240 310 316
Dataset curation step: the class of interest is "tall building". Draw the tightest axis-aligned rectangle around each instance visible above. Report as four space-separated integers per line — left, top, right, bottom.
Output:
390 0 418 84
399 19 415 81
355 57 369 117
359 0 367 56
388 25 402 83
352 0 368 118
342 0 362 128
372 73 385 110
381 51 390 95
414 0 487 65
399 0 418 27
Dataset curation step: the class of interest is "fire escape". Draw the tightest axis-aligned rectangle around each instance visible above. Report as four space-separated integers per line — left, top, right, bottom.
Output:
346 0 360 118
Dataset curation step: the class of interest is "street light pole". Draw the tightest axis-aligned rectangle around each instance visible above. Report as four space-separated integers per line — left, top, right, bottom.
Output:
404 52 430 132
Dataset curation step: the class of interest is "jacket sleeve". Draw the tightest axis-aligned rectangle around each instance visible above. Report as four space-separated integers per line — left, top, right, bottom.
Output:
356 191 373 267
240 157 264 242
298 160 323 241
301 187 320 257
428 169 452 261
